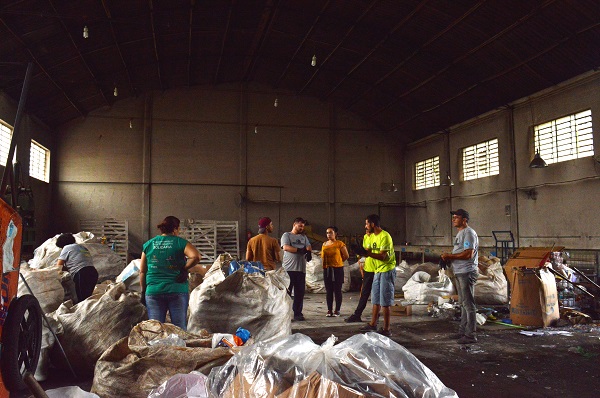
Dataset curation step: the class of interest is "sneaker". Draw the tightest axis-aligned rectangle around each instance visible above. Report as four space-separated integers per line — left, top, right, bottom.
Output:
359 323 377 332
293 314 306 322
345 314 362 323
333 311 340 317
457 335 477 344
326 311 333 317
377 328 392 337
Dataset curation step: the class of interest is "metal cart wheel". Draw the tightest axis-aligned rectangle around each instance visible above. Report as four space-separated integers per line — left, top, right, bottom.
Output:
1 294 42 391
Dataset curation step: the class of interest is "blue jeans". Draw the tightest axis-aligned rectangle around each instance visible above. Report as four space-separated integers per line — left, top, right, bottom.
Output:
455 271 478 338
146 292 189 330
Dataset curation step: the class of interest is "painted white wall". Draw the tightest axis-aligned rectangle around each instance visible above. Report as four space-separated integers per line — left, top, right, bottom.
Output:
405 71 600 251
53 83 405 258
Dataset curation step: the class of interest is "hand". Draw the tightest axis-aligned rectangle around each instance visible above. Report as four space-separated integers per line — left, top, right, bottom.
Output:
438 258 448 270
140 291 146 306
305 251 312 262
350 244 368 257
296 247 307 255
176 268 189 283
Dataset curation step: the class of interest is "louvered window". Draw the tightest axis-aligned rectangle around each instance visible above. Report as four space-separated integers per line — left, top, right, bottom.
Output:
534 110 594 164
462 138 499 181
0 120 12 166
415 156 440 190
30 140 50 183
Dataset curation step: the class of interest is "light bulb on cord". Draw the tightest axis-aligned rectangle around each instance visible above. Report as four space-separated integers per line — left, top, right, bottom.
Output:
274 98 278 107
254 125 258 134
129 119 133 129
113 86 118 97
83 25 89 39
311 54 317 67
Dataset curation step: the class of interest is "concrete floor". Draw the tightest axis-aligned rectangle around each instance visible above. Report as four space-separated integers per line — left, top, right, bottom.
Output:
292 292 600 398
11 291 600 398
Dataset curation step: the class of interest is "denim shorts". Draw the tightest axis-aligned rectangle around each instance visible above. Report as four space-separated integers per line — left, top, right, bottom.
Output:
371 269 396 306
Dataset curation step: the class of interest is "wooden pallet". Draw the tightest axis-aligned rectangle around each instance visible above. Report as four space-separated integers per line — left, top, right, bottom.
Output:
180 220 239 265
79 219 129 265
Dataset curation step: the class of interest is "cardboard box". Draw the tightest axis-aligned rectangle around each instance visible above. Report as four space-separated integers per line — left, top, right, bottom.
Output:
390 304 412 316
504 247 562 327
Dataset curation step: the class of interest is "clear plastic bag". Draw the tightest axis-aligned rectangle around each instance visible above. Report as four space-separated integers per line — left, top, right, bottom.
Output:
148 333 187 347
148 371 208 398
207 333 458 398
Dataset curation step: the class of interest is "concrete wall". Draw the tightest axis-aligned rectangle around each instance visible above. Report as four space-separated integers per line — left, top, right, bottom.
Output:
53 83 405 258
405 71 600 251
0 92 54 251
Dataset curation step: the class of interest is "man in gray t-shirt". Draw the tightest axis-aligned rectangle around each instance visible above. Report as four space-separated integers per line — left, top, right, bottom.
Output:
281 218 312 321
56 233 98 303
441 209 479 344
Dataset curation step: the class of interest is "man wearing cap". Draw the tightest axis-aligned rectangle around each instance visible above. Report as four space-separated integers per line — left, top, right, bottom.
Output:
246 217 281 271
281 217 312 321
441 209 479 344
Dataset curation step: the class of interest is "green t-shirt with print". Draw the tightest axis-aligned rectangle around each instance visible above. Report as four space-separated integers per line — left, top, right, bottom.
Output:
365 230 396 273
143 235 189 295
362 234 376 273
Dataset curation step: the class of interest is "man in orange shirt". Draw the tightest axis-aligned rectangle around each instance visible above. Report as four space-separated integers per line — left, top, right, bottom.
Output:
246 217 281 270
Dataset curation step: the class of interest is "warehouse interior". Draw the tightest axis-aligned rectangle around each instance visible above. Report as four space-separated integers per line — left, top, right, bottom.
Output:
1 1 600 397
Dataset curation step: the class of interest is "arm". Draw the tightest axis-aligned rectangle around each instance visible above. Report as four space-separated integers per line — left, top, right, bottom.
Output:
183 242 201 270
139 253 147 293
441 249 474 262
246 243 254 261
340 245 349 262
56 259 67 272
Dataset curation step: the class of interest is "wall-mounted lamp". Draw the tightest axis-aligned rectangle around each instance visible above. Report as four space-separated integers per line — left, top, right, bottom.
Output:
83 25 89 39
254 124 258 134
440 172 454 186
129 119 133 129
274 98 278 107
389 181 398 192
311 54 317 67
529 151 547 168
113 85 118 97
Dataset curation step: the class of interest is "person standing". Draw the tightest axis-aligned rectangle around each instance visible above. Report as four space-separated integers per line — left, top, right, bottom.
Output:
359 214 396 336
441 209 479 344
281 217 312 321
56 233 99 303
345 232 375 323
140 216 201 331
321 226 349 317
246 217 281 271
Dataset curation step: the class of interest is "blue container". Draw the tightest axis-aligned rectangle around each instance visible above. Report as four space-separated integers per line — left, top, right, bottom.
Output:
229 260 265 275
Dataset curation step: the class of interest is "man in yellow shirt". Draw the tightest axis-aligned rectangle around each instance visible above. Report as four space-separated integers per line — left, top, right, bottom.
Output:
359 214 396 336
345 232 375 323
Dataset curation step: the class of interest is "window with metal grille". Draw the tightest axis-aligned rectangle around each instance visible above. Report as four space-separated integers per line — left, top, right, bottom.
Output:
30 140 50 183
414 156 440 190
462 138 499 181
534 109 594 165
0 120 12 167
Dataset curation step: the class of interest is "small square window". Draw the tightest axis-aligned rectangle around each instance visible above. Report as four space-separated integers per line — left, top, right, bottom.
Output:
0 121 13 167
534 110 594 164
462 138 499 181
30 140 50 183
414 156 440 190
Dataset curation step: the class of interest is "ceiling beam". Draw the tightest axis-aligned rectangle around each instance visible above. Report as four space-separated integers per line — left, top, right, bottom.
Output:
148 0 164 91
298 0 379 95
375 0 557 119
214 0 234 84
324 0 429 99
101 0 136 96
0 18 85 117
47 0 110 107
344 0 485 111
241 0 279 82
274 0 331 88
388 20 600 132
187 0 195 87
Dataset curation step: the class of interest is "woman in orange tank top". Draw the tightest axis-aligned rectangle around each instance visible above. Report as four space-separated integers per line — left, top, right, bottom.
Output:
321 226 349 317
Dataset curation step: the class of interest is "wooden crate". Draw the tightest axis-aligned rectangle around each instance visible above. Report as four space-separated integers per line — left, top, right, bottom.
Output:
79 219 128 265
180 220 239 265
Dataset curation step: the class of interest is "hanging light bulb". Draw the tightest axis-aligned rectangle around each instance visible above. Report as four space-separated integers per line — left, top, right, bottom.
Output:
389 181 398 192
129 119 133 129
254 124 258 134
274 98 278 107
311 54 317 67
113 85 118 97
83 25 89 39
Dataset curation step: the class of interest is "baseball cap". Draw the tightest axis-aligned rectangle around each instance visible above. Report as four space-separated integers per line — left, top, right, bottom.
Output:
258 217 272 229
450 209 469 220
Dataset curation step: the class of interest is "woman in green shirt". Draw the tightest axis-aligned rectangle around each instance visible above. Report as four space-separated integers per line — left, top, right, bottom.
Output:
139 216 201 330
